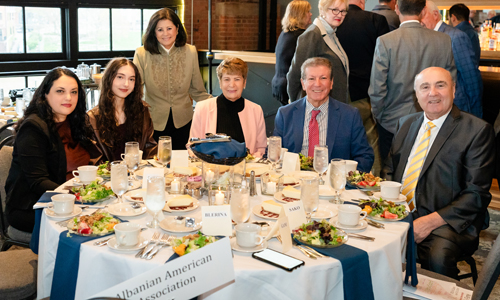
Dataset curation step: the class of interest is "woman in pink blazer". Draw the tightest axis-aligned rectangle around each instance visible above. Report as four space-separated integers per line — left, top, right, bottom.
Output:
190 57 267 157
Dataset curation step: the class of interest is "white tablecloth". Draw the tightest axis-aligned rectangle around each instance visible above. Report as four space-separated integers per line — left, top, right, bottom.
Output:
37 185 409 300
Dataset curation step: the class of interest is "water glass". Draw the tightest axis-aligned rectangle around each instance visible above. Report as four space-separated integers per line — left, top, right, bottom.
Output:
268 136 282 172
230 184 250 224
110 161 128 204
158 136 172 170
145 176 166 228
300 176 319 222
329 159 346 204
123 141 140 181
313 145 329 185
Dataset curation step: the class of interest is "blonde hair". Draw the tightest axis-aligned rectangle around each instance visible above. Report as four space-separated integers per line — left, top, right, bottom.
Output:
282 0 312 32
319 0 349 17
216 57 249 81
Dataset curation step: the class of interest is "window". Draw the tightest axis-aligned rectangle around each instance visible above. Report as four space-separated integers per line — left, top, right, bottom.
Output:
143 9 159 34
25 7 62 53
0 6 23 53
78 8 110 51
112 9 141 51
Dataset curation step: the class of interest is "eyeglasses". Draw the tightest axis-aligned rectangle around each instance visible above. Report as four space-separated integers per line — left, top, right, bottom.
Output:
327 8 348 16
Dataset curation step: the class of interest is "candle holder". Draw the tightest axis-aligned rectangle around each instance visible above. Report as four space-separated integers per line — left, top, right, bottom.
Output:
202 160 246 188
260 172 284 196
169 176 187 195
208 184 229 205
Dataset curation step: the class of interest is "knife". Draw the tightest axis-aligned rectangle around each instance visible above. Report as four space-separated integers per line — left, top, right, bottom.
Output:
367 219 385 229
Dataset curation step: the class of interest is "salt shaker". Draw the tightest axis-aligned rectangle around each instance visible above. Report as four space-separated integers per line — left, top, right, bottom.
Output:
249 170 257 196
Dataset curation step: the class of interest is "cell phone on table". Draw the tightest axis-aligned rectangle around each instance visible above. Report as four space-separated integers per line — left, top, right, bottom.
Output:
252 249 304 272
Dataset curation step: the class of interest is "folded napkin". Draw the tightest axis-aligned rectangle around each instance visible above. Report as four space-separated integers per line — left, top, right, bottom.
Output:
294 235 375 300
30 192 60 254
192 140 246 159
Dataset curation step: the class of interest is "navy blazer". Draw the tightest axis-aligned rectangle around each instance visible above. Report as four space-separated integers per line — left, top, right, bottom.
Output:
273 96 374 172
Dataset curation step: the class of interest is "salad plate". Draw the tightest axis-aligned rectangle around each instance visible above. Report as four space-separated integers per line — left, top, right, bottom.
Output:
107 236 148 252
160 217 202 233
230 238 268 253
107 203 147 217
70 176 104 186
358 199 409 222
293 220 349 248
346 171 382 191
331 220 368 232
172 232 218 256
311 207 336 220
67 212 121 236
252 204 279 220
71 180 116 203
97 162 110 179
45 206 82 220
368 211 409 222
371 192 407 204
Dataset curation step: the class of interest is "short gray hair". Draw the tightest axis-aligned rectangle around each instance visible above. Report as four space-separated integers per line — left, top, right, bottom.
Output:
300 57 333 80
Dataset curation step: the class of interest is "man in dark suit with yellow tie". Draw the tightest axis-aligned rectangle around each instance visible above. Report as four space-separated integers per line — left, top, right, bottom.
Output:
383 67 495 278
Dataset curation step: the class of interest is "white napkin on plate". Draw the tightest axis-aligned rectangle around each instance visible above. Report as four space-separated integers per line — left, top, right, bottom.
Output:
282 152 300 175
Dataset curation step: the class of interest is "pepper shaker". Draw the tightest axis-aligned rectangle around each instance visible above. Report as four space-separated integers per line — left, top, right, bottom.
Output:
249 170 257 196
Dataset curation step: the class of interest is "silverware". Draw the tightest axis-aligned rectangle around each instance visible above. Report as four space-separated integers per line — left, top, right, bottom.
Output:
146 234 171 260
56 219 71 227
277 235 316 259
348 233 375 241
131 202 142 209
94 237 112 246
299 244 326 258
136 232 159 258
367 219 385 229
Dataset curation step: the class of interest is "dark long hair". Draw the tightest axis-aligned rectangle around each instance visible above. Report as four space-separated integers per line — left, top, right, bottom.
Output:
96 57 145 148
20 67 93 144
143 7 187 54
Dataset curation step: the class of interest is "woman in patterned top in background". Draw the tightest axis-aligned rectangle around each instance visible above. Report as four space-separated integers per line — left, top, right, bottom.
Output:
134 8 212 150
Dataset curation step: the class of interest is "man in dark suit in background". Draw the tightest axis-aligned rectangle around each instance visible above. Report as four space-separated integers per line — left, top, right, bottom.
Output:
449 3 481 66
384 67 495 278
372 0 400 30
274 57 374 172
336 0 390 176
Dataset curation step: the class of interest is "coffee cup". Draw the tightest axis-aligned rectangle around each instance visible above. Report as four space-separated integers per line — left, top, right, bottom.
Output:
344 160 358 174
51 194 76 215
338 204 367 227
380 181 402 200
72 165 98 184
235 223 264 248
114 223 141 247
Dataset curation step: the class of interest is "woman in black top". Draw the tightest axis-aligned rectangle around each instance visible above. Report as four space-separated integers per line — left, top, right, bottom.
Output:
272 0 312 105
5 68 95 233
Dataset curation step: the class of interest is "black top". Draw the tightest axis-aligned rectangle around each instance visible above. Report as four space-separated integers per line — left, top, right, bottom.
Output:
336 5 390 101
272 29 305 105
216 94 245 143
112 123 127 162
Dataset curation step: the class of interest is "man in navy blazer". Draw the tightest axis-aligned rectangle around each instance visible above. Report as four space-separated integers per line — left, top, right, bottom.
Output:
273 57 374 172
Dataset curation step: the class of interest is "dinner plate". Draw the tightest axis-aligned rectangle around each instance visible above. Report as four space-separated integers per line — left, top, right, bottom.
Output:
252 204 279 220
346 180 380 191
45 206 82 220
273 191 300 204
104 180 141 191
368 210 409 222
163 198 200 212
319 185 336 199
135 167 168 178
107 203 147 217
331 220 368 232
159 217 202 233
123 189 169 203
293 228 349 248
230 238 268 253
69 177 104 186
288 171 319 181
371 192 407 203
311 207 336 220
107 236 148 252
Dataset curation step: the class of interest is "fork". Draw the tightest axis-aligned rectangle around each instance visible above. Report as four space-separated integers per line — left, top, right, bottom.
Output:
146 234 170 260
136 232 160 258
56 219 72 227
277 235 316 259
299 244 326 258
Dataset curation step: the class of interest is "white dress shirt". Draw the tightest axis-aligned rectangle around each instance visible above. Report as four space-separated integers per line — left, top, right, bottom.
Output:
301 100 329 156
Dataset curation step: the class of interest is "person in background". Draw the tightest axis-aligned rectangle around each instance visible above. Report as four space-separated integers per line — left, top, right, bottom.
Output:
190 57 267 157
88 58 157 163
134 8 211 150
287 0 350 104
275 57 374 172
469 9 476 27
372 0 401 30
449 4 481 66
5 68 96 237
272 0 312 106
336 0 389 176
421 1 482 118
487 10 497 20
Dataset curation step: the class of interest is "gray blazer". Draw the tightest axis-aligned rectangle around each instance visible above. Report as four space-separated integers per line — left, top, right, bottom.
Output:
368 21 457 134
287 18 349 103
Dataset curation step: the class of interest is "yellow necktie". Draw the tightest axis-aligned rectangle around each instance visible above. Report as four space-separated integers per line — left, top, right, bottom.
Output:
402 121 436 212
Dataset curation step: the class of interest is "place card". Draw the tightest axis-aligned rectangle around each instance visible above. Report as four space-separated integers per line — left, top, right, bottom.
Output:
90 238 235 300
170 150 189 168
278 207 292 253
201 205 232 236
283 201 307 231
141 168 165 190
282 152 300 175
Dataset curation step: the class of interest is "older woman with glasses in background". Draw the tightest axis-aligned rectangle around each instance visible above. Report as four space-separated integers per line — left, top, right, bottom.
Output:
287 0 350 104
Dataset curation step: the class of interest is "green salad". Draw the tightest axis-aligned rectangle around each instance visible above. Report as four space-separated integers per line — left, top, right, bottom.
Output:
172 232 217 256
299 153 314 171
71 180 115 202
293 220 344 246
359 198 407 219
97 161 110 177
69 212 120 235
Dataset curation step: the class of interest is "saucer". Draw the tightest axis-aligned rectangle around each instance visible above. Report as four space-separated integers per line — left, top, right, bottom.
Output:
331 220 368 232
230 238 268 253
45 206 82 220
372 192 407 203
319 185 336 199
311 207 337 220
107 236 148 252
107 203 147 217
159 216 202 233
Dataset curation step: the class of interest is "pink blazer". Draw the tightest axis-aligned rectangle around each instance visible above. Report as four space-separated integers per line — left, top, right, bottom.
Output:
190 97 267 157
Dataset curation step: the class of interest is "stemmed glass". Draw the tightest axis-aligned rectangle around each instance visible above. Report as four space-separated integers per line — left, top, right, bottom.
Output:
300 176 319 222
145 176 166 228
330 159 346 204
123 141 140 182
268 136 282 172
158 136 172 172
313 145 329 185
230 184 250 224
110 161 128 204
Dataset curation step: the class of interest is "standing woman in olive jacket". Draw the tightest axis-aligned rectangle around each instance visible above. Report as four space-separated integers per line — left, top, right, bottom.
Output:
134 8 212 150
5 68 95 234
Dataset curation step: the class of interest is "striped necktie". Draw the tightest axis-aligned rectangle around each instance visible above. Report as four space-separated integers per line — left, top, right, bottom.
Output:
402 121 436 212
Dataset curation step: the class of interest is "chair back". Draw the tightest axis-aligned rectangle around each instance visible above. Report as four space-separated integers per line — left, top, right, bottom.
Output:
472 234 500 300
0 138 14 237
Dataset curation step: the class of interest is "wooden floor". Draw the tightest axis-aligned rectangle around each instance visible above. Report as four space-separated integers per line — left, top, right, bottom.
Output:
490 179 500 210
